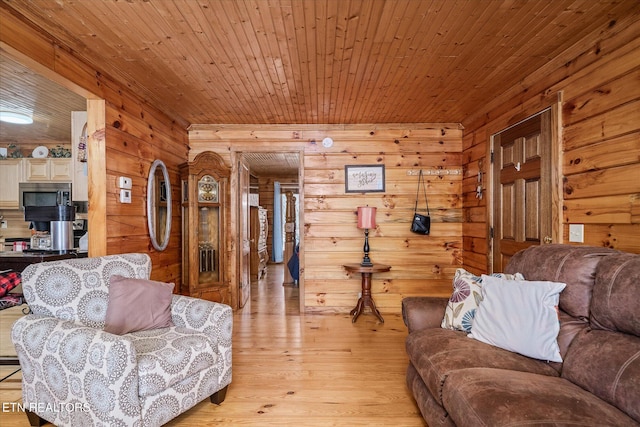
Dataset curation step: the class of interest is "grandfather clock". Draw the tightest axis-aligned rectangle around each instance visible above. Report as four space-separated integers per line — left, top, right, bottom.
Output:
179 152 230 303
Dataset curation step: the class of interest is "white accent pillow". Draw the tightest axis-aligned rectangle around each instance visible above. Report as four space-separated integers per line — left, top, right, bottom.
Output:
441 268 524 332
468 275 566 362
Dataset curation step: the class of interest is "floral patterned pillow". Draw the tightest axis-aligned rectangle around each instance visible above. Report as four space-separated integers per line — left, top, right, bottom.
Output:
440 268 524 332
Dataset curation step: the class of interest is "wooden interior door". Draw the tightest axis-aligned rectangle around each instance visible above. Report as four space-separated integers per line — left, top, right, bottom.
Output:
238 158 251 308
492 109 553 271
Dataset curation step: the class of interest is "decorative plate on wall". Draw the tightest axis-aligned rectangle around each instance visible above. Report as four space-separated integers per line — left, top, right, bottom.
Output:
32 146 49 158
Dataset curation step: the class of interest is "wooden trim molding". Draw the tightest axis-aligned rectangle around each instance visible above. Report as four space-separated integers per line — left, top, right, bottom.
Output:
87 99 106 257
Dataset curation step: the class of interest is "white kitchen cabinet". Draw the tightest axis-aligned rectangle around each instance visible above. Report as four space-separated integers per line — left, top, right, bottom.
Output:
0 159 23 208
23 158 48 181
23 158 72 182
50 158 73 181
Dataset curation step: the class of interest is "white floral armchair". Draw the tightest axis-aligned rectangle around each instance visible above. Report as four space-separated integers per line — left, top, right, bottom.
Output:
11 253 232 427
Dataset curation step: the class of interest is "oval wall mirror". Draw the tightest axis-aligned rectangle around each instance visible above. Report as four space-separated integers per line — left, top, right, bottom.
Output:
147 159 172 251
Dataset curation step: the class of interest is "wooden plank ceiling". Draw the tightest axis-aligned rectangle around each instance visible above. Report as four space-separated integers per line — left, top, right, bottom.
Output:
1 0 639 144
0 55 86 145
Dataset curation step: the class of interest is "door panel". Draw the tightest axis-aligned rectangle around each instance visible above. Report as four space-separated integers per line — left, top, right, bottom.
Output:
502 184 515 239
525 180 540 240
493 109 553 271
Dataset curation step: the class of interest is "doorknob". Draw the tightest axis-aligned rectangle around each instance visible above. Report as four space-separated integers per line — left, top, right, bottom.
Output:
543 236 553 244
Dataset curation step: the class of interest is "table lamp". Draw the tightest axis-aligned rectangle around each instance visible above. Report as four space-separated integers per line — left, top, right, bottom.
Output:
357 206 376 267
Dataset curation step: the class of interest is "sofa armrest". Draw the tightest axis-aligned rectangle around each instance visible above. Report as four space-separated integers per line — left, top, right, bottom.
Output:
11 314 141 425
170 295 233 381
402 296 449 333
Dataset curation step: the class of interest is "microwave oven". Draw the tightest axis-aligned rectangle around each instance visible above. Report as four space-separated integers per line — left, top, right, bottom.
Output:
19 182 72 210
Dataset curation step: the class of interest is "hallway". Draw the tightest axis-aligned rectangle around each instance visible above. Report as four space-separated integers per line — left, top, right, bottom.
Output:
239 263 302 316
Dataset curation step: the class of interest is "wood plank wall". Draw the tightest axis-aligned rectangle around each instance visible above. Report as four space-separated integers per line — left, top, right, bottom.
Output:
102 91 188 284
189 125 463 314
461 14 640 274
0 6 189 285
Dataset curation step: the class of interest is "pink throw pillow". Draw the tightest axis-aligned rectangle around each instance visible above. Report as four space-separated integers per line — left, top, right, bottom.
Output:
104 275 175 335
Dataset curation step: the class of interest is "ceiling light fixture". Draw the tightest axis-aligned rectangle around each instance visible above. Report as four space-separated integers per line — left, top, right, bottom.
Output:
0 111 33 124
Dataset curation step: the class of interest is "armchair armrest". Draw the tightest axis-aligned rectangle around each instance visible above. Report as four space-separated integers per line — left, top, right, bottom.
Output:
402 296 449 333
11 315 141 425
170 295 233 383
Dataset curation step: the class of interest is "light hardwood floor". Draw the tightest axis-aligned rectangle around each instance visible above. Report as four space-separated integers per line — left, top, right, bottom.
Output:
0 264 425 426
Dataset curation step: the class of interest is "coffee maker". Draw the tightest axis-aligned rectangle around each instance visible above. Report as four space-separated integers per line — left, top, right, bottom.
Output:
25 205 76 253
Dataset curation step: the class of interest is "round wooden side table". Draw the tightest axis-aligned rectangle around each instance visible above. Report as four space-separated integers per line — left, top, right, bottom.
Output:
343 263 391 323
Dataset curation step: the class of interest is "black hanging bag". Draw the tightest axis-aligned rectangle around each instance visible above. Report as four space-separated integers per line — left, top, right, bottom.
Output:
410 170 431 235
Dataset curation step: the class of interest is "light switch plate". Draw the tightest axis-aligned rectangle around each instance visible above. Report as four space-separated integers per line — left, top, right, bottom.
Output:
120 189 132 203
569 224 584 243
118 176 132 189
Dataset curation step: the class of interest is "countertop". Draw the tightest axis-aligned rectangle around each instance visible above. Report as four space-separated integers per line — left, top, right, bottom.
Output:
0 250 88 272
0 250 87 258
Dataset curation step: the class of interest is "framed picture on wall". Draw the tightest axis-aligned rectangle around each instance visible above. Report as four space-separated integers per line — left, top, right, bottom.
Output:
345 165 385 193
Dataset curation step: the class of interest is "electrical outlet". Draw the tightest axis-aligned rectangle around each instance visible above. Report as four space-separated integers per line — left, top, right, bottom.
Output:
569 224 584 243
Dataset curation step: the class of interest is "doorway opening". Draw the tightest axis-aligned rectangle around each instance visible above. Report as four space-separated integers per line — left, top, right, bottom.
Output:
278 186 300 264
0 47 106 363
236 151 304 313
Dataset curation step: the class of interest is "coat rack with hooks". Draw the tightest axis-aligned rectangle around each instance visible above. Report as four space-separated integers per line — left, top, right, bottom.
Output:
406 168 462 176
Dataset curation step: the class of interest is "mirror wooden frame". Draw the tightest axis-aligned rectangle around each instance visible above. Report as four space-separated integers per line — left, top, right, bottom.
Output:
147 159 171 251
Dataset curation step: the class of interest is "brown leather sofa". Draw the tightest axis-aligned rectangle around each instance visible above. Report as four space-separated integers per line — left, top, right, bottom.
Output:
402 244 640 427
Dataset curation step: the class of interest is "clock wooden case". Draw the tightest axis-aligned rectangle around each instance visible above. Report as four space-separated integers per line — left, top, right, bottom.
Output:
179 151 230 303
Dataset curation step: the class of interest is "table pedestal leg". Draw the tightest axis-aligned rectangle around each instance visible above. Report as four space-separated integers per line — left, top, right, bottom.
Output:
351 272 384 323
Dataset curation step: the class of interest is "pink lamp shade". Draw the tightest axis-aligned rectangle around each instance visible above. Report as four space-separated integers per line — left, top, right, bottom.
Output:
357 206 376 229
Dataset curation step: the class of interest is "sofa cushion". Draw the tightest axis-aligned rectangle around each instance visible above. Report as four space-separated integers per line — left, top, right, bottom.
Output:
128 326 218 398
104 275 175 335
469 275 565 362
591 253 640 336
557 311 589 361
504 244 619 319
440 268 523 332
405 328 559 405
562 329 640 423
442 367 639 427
